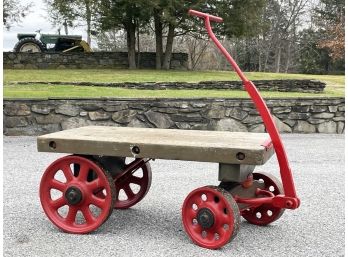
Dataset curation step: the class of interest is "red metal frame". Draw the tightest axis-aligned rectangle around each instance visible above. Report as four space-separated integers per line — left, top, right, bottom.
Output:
188 10 300 210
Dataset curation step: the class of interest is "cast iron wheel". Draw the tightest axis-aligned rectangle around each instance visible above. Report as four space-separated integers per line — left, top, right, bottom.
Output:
14 37 46 52
39 155 115 234
93 156 152 209
182 186 240 249
114 161 152 209
241 172 285 226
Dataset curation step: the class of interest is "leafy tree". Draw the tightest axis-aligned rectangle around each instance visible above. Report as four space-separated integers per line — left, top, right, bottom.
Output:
298 28 344 74
98 0 151 69
298 29 329 74
151 0 267 70
3 0 32 30
315 0 345 61
44 0 97 45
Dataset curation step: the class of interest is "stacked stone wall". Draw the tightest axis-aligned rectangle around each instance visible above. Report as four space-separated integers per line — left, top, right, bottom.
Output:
4 98 344 135
12 80 326 93
3 52 188 70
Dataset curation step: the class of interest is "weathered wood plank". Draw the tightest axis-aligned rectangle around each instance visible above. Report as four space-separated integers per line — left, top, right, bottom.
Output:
37 126 274 165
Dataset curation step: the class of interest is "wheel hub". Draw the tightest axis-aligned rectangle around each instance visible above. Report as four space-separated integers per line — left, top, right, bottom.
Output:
65 186 83 205
197 208 215 229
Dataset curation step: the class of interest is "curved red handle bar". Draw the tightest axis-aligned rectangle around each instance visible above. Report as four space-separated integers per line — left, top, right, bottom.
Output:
188 10 299 208
188 9 223 23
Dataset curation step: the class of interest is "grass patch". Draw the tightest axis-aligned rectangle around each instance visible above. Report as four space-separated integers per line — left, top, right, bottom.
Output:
4 69 345 85
3 69 344 98
3 84 344 99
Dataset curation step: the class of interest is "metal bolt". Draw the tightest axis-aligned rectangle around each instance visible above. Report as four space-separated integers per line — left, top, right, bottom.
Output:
132 146 140 154
65 186 83 205
197 208 215 229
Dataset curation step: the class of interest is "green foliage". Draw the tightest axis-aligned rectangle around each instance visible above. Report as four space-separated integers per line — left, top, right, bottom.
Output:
214 0 267 38
298 29 344 74
44 0 94 27
298 29 329 74
315 0 345 24
3 0 32 29
98 0 151 30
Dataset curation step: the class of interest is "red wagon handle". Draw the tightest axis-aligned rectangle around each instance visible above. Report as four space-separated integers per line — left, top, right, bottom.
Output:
189 9 300 209
188 9 223 23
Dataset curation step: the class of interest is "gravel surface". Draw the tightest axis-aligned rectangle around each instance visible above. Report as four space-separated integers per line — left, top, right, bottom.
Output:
3 134 345 257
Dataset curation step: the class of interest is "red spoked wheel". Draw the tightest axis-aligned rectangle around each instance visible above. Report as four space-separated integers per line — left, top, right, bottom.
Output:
182 186 240 249
114 161 152 209
39 155 115 234
242 172 284 226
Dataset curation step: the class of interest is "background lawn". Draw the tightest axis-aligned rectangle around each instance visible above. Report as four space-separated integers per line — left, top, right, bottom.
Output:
3 69 345 98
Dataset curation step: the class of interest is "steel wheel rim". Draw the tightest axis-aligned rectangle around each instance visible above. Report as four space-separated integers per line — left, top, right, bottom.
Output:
20 43 41 52
242 172 284 226
114 162 152 209
182 186 238 249
39 155 114 234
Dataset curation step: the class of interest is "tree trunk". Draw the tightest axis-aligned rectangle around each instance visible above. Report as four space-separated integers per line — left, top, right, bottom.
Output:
136 20 140 68
126 21 137 69
154 8 163 70
84 0 92 46
257 36 262 72
63 20 69 35
162 24 175 70
275 45 281 73
284 41 291 73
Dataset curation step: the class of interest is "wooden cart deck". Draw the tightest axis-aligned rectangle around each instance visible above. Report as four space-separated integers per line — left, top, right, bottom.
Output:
37 126 274 165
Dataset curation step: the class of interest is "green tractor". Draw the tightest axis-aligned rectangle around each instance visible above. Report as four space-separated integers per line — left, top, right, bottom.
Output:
14 32 91 53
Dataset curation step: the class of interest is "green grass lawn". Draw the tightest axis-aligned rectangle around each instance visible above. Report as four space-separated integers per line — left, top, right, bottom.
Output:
3 69 345 98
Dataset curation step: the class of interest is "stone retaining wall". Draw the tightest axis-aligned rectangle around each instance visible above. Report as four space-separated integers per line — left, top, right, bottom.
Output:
12 80 326 93
3 52 188 70
4 98 344 135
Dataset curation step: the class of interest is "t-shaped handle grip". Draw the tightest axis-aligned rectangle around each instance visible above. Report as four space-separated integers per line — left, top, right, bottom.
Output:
188 9 223 23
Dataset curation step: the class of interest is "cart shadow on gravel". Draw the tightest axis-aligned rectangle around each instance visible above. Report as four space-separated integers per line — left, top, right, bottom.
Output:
95 206 288 243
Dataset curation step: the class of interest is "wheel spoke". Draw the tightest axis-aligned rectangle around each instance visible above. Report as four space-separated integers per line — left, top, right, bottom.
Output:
81 206 96 224
77 163 89 181
124 184 135 198
130 176 143 185
115 188 120 201
51 197 66 210
65 206 78 224
61 164 74 182
91 195 106 209
87 178 102 191
49 179 66 191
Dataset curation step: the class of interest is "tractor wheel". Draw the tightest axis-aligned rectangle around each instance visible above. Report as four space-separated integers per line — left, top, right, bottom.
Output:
14 37 46 52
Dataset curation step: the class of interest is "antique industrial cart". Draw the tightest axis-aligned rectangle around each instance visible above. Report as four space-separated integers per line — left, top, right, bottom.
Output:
37 10 300 249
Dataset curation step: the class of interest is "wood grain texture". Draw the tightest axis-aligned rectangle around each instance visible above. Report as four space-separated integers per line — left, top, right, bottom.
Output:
37 126 274 165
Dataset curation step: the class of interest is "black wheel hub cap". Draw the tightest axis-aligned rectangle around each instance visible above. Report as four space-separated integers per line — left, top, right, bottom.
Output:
65 186 83 205
197 208 215 229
